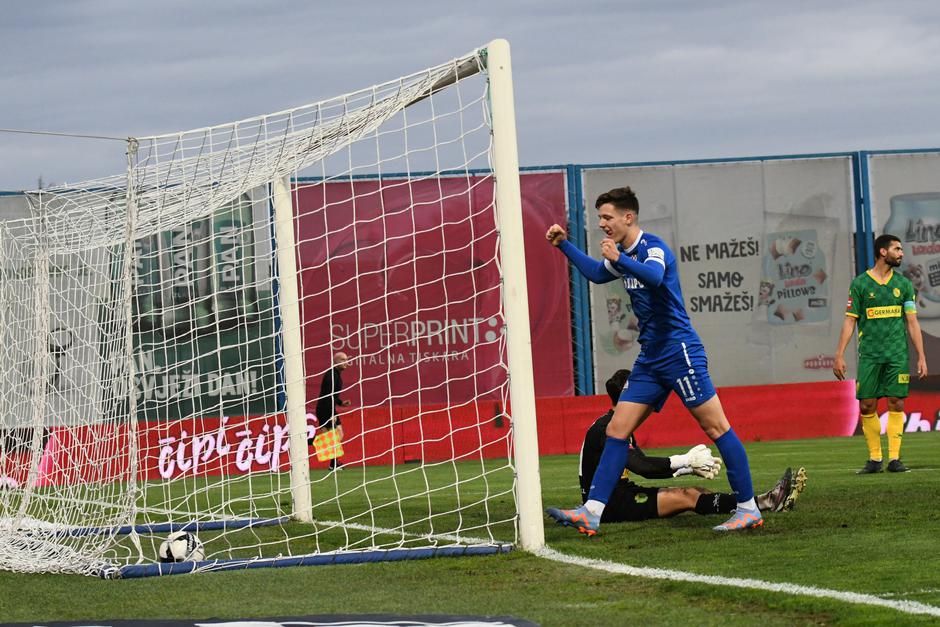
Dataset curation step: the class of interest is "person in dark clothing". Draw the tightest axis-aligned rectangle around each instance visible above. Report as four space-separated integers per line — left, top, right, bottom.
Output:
310 351 352 469
48 327 73 390
577 369 806 522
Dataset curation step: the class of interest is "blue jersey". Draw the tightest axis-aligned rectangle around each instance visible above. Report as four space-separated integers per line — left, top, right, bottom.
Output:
603 231 700 347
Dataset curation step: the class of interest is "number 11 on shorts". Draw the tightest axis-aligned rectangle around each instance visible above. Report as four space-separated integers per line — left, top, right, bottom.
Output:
676 375 697 402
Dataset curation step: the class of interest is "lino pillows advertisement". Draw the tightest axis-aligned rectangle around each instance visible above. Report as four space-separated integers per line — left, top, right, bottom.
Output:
582 157 855 390
760 230 830 325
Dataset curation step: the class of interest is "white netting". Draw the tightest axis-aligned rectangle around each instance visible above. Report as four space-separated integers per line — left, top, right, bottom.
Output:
0 45 522 576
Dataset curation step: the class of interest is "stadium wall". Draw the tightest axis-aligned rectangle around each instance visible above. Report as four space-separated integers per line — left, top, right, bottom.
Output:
294 169 575 405
3 149 939 483
573 148 940 398
578 154 859 392
9 382 940 486
865 149 940 392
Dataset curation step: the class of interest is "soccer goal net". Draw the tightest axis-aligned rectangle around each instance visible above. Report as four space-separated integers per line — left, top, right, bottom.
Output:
0 39 543 577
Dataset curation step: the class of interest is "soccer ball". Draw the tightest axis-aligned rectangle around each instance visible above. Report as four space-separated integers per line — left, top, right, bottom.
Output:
158 531 205 563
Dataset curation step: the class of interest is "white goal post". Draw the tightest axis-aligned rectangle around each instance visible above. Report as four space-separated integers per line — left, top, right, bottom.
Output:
0 39 544 577
486 40 544 552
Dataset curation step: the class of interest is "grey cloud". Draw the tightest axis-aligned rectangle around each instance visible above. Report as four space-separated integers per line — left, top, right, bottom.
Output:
3 1 940 189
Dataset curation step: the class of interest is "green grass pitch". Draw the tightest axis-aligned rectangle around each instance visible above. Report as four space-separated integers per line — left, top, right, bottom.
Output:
2 431 939 625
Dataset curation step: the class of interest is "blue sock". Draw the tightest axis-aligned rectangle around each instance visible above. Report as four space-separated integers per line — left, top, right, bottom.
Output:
714 429 754 503
586 436 630 505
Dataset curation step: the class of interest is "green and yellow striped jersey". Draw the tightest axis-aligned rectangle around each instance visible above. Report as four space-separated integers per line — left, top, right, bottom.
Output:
845 269 917 362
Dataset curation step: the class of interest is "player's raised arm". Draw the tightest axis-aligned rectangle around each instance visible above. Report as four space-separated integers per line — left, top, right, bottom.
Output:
546 223 618 284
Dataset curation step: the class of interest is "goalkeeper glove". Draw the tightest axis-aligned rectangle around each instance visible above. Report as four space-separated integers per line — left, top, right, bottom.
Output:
669 444 722 479
689 444 722 479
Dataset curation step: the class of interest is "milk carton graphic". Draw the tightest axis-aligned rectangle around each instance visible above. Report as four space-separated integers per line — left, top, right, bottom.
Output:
884 193 940 320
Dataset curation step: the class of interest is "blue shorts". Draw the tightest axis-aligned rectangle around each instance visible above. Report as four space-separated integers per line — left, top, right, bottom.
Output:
618 341 716 411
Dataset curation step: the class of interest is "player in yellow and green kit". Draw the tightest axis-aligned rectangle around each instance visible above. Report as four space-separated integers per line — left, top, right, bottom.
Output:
833 234 928 474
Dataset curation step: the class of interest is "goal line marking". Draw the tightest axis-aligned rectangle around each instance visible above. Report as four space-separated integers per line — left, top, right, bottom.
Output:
537 546 940 618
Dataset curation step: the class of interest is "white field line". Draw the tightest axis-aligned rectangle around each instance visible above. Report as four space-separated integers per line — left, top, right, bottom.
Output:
881 588 940 598
537 547 940 618
267 518 940 618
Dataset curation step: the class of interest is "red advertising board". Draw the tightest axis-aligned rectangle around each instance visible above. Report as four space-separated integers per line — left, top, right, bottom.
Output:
293 172 573 407
866 389 940 435
533 381 864 454
7 384 939 487
15 408 506 485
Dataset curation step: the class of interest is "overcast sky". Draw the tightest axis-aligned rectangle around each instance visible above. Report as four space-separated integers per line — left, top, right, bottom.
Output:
2 0 940 190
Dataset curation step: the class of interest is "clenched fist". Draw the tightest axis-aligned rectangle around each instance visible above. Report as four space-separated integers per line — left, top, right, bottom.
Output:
600 238 620 261
546 224 567 247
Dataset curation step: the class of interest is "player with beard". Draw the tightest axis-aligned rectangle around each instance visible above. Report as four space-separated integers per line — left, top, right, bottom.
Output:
834 234 928 474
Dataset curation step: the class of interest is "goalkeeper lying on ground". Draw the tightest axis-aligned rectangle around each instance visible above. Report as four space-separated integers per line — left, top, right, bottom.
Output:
580 369 806 522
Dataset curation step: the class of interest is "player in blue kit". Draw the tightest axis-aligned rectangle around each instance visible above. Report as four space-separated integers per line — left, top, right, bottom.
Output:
545 186 762 534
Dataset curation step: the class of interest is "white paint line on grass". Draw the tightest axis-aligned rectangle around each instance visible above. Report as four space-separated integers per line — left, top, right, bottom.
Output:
303 520 940 618
881 588 940 598
537 546 940 618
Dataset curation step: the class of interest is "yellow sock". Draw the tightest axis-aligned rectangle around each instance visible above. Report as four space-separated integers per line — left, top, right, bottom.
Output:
887 411 905 460
860 413 882 461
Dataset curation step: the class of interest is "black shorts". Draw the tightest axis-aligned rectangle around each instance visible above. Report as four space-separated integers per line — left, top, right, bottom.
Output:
600 484 660 522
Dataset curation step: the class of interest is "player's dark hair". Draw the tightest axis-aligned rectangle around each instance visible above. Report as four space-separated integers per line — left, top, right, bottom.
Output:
605 369 631 406
873 234 901 259
595 187 639 214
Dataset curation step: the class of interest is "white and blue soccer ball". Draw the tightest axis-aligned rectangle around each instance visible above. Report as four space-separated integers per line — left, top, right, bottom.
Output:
158 531 205 563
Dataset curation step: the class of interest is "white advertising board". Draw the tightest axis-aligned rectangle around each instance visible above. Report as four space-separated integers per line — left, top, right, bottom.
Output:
582 157 856 389
868 152 940 389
